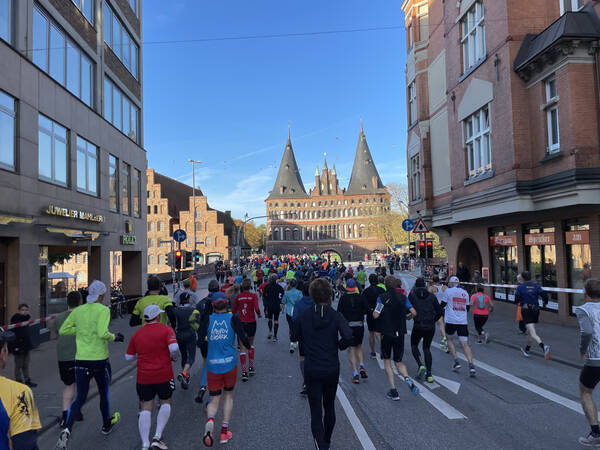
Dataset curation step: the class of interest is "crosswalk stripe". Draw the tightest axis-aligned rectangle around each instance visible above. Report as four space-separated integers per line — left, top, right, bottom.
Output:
336 386 377 450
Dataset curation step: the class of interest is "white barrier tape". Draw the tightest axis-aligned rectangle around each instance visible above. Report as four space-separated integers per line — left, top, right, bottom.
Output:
460 281 584 294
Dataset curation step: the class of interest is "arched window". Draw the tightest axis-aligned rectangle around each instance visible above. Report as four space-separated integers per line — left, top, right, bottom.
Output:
293 229 300 240
359 224 365 238
273 229 279 241
317 211 321 219
285 229 291 241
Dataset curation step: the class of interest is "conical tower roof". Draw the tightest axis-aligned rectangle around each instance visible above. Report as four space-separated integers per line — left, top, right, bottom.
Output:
267 131 308 199
345 122 385 195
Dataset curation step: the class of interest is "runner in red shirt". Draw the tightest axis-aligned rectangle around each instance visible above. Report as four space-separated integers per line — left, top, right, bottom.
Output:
126 305 180 450
257 280 269 299
232 279 261 381
220 282 232 294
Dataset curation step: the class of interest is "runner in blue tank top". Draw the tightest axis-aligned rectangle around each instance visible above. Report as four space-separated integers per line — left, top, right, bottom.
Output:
198 292 250 447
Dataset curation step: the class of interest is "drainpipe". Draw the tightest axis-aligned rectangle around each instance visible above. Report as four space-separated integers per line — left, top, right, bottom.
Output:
592 40 600 152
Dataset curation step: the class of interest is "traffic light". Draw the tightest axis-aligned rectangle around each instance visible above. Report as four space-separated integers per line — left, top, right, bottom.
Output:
184 250 193 268
409 241 416 258
165 253 172 266
175 250 182 269
418 241 426 258
193 250 201 263
426 240 433 259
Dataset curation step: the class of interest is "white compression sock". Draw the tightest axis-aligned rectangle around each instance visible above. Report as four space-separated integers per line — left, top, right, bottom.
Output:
138 410 151 447
155 404 171 439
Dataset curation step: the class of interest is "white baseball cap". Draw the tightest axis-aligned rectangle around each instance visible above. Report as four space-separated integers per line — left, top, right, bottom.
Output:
449 276 460 283
143 304 164 321
87 280 107 303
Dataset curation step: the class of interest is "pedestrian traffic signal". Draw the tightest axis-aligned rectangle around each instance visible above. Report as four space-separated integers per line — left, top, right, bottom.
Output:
409 241 416 258
426 240 433 259
418 241 426 258
175 250 182 269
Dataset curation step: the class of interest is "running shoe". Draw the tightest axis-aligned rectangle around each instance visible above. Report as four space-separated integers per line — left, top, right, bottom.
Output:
440 337 449 353
469 363 476 377
579 432 600 447
101 412 120 435
416 365 426 381
405 377 420 396
249 367 255 376
219 430 233 444
484 332 490 344
203 420 214 447
370 352 377 359
452 361 461 371
476 339 483 344
55 428 70 449
267 333 272 340
520 347 530 358
544 345 551 360
195 386 207 404
273 336 278 342
142 445 150 450
352 374 360 384
300 384 308 396
178 371 190 390
386 389 400 401
359 367 368 379
426 375 435 383
290 342 295 354
241 371 249 382
150 437 168 449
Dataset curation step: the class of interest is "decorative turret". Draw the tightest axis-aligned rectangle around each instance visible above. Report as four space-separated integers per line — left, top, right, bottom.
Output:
346 121 385 195
267 130 308 199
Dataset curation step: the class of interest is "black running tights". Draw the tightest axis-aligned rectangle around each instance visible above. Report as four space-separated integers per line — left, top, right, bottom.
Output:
410 328 435 376
306 371 338 449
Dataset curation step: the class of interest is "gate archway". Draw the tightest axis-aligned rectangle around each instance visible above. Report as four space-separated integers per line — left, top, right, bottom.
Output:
456 238 482 281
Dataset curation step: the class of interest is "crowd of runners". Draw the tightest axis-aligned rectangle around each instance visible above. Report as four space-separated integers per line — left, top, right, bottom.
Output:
2 254 600 449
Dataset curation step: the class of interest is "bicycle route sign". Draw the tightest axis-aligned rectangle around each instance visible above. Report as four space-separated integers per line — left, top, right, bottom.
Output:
173 229 187 243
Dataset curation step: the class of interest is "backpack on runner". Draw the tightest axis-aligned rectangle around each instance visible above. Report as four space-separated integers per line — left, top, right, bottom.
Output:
475 293 486 310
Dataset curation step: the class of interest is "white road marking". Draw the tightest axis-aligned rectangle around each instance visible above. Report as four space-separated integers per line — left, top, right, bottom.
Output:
374 353 384 370
435 375 461 394
336 386 376 450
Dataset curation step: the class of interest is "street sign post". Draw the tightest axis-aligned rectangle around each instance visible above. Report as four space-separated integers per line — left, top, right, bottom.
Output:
402 219 415 232
173 229 187 243
412 218 429 234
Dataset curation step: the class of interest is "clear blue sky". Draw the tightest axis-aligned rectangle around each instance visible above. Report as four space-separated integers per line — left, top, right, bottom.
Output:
143 0 407 222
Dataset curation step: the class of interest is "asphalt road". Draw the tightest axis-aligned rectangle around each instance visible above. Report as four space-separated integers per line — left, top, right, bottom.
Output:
38 272 598 449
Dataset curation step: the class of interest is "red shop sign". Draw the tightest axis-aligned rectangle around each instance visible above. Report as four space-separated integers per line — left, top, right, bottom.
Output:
489 235 517 246
524 233 555 246
566 231 590 245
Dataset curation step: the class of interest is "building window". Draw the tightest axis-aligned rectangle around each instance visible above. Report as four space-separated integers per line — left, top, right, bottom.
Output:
121 161 130 215
109 154 118 211
410 154 420 201
408 81 417 126
76 136 97 195
464 105 491 178
544 76 560 154
0 90 15 170
129 0 138 15
38 115 67 186
460 1 485 73
153 205 157 214
566 223 591 311
133 168 141 217
560 0 584 15
71 0 94 24
32 7 93 106
148 222 154 232
524 225 558 310
0 0 11 42
103 77 139 142
148 238 153 248
205 236 211 246
159 222 165 232
103 4 139 78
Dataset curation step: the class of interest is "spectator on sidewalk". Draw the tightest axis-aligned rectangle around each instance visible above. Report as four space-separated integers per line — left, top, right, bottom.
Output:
0 329 41 449
9 304 36 387
55 280 125 450
51 291 83 427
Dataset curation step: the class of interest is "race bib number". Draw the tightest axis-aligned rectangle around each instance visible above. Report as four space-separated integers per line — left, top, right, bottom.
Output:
452 297 467 312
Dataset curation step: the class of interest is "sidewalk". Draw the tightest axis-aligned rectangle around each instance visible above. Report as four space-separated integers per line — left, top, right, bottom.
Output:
2 277 212 435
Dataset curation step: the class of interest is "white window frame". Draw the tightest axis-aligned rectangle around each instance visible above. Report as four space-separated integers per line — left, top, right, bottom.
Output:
460 1 486 74
71 0 94 25
33 6 93 106
0 90 16 171
410 154 421 201
103 4 139 79
38 114 68 186
463 105 492 178
109 154 119 212
0 0 11 43
560 0 584 15
408 81 417 126
103 77 139 143
545 76 560 154
76 136 98 196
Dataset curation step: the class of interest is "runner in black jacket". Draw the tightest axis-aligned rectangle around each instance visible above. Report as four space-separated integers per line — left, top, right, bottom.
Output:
409 278 443 383
263 274 284 341
362 274 385 358
295 279 352 450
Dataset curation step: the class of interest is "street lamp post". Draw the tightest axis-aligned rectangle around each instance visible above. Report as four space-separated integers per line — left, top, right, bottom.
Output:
188 159 202 272
235 214 269 265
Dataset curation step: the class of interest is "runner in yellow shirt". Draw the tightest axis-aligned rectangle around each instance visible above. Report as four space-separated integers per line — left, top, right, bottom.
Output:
0 330 41 449
131 276 176 327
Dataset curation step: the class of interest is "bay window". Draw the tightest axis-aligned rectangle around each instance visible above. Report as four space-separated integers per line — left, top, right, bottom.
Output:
544 75 560 153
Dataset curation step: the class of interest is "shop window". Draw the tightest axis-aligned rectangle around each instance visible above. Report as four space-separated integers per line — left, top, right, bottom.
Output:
566 223 592 311
524 225 558 310
489 229 519 302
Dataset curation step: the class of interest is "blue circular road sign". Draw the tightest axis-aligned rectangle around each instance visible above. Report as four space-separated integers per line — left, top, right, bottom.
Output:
402 219 415 232
173 229 187 243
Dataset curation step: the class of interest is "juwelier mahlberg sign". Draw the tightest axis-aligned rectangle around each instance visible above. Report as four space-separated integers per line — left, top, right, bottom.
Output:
45 205 105 223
